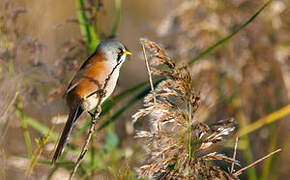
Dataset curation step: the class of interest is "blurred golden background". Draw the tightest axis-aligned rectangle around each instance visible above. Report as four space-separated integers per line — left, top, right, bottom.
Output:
0 0 289 179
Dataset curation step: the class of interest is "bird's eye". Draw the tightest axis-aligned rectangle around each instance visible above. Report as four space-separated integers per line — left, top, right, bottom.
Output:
116 48 124 62
117 48 123 55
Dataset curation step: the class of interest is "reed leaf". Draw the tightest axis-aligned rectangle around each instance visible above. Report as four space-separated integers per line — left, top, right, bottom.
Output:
76 0 99 52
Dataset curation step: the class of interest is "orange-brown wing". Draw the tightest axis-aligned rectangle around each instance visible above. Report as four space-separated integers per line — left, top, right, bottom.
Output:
65 50 110 99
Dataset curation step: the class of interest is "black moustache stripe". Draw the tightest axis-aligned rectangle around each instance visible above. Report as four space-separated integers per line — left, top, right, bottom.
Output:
117 53 122 62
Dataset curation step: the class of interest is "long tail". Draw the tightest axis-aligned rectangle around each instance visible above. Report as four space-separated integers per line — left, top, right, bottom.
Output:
52 104 83 164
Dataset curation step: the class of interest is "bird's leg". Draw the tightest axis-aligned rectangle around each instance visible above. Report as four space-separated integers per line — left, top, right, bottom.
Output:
87 102 102 120
95 106 102 115
86 88 105 125
98 89 107 98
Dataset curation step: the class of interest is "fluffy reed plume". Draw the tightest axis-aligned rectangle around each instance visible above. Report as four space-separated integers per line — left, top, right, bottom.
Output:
133 39 239 179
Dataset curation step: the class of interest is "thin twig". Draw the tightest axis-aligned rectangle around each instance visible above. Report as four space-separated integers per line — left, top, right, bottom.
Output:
235 149 281 176
141 41 155 103
0 91 19 139
69 59 123 180
0 91 19 119
69 107 101 179
231 136 239 173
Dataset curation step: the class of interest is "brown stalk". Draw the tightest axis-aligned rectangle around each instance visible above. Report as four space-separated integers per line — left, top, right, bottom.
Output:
231 136 239 173
235 149 281 176
141 39 155 103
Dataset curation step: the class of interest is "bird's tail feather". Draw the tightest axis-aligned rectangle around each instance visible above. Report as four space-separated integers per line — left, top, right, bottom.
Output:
52 104 83 164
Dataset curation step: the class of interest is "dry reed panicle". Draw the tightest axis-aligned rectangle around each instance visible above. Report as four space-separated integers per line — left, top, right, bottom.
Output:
133 38 239 179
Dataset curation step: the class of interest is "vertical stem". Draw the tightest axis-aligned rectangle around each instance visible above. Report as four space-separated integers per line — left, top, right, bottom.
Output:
111 0 121 38
188 124 191 161
0 23 14 75
90 132 96 177
231 136 239 173
187 103 192 175
141 43 155 103
76 0 99 52
236 110 258 180
16 96 33 158
8 60 14 75
76 0 91 45
261 124 277 180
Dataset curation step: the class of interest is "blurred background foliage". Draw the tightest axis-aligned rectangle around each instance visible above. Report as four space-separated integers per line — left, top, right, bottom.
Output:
0 0 289 179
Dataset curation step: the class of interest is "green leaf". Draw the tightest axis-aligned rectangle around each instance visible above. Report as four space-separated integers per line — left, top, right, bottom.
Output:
188 0 272 66
101 80 147 116
76 0 99 52
16 97 33 158
24 114 93 162
103 130 119 155
25 115 58 142
260 124 278 179
82 129 119 178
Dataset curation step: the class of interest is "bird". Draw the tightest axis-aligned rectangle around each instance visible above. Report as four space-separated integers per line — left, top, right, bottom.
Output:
52 40 131 163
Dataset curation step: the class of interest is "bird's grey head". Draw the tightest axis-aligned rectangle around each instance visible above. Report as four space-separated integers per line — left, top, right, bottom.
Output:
97 40 131 66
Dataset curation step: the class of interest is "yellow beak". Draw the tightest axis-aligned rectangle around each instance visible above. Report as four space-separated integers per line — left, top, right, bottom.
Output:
124 50 132 55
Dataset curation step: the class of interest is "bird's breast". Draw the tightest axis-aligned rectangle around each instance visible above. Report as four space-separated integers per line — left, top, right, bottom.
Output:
82 66 120 111
66 61 120 112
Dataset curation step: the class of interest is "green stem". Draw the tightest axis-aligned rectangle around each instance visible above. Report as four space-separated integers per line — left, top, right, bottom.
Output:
76 0 91 45
16 97 33 158
188 0 272 66
111 0 121 38
260 124 277 180
237 110 257 180
90 133 96 177
76 0 99 52
98 79 164 131
8 60 14 75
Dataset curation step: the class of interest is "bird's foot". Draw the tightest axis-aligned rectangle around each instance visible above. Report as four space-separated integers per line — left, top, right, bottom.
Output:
97 89 106 98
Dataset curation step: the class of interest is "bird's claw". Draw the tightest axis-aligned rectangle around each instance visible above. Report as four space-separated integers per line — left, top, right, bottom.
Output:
97 89 106 98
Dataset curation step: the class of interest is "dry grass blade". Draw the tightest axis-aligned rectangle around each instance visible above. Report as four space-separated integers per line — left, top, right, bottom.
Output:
0 91 19 138
140 39 155 103
231 136 239 173
235 149 282 176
